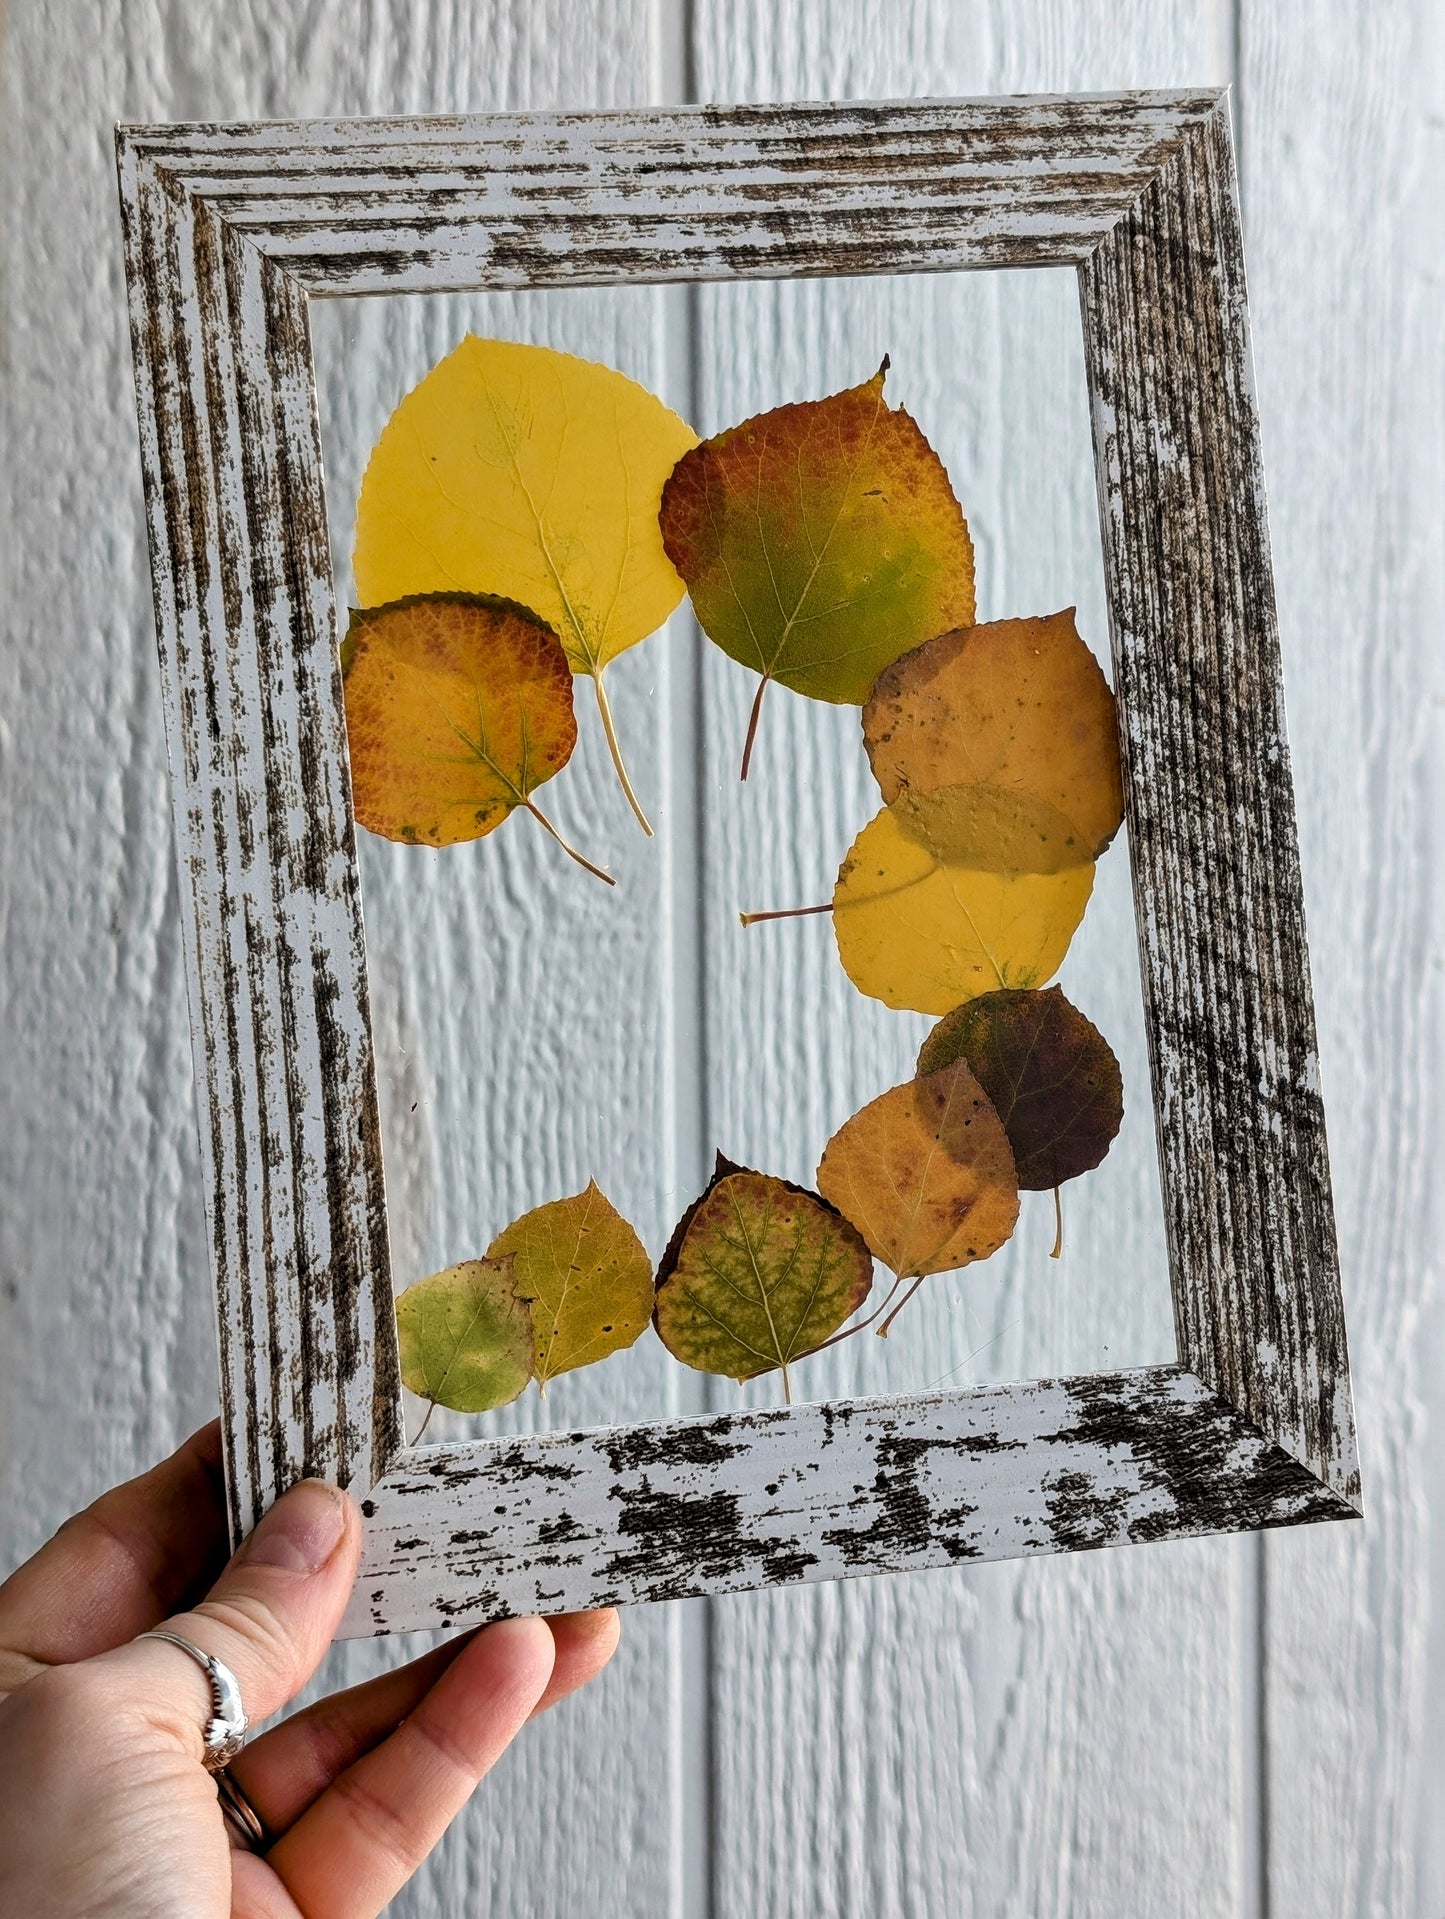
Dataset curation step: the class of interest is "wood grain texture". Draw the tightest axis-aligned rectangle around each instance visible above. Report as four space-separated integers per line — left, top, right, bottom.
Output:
1240 3 1445 1914
344 1366 1343 1635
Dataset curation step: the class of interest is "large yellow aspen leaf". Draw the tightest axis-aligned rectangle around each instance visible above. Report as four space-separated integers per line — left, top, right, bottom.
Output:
341 593 610 883
352 335 698 832
487 1181 654 1388
659 360 975 777
832 785 1095 1014
863 608 1124 855
816 1061 1019 1284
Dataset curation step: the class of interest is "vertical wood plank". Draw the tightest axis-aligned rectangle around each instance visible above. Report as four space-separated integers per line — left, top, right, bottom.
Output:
691 6 1247 1915
1242 2 1445 1912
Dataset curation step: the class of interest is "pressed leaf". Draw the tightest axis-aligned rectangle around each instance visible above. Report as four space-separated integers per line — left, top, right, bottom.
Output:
352 335 698 829
863 609 1124 855
816 1062 1020 1281
341 593 610 881
395 1256 533 1415
918 986 1124 1188
658 360 975 775
487 1180 654 1386
653 1153 874 1394
832 785 1095 1014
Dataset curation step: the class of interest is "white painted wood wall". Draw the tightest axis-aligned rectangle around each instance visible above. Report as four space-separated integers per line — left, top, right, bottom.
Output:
1 4 1438 1914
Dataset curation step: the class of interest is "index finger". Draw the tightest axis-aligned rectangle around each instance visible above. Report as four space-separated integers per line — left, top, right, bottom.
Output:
0 1421 229 1675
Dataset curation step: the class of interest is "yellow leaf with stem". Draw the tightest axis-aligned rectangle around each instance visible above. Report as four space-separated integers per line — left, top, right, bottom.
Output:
831 785 1095 1014
353 335 698 833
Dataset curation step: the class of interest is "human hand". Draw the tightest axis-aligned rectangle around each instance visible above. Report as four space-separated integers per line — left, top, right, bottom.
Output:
0 1422 619 1917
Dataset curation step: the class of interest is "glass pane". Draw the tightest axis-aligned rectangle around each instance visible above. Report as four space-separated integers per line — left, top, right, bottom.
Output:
309 264 1174 1448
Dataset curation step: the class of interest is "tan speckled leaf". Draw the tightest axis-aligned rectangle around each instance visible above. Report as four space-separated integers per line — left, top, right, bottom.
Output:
863 609 1124 854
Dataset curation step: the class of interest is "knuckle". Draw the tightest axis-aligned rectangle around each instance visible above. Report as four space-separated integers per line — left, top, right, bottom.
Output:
192 1589 302 1676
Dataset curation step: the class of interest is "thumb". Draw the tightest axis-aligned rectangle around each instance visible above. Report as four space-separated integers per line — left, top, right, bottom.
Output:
97 1480 361 1761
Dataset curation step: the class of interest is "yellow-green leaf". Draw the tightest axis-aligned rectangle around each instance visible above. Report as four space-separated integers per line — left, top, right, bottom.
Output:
352 335 698 829
340 593 611 883
816 1062 1019 1283
652 1155 874 1397
863 608 1124 855
832 785 1095 1014
659 360 975 776
487 1180 654 1386
395 1257 533 1414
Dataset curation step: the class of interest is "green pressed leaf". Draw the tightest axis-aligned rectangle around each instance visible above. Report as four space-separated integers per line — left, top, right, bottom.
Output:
395 1257 534 1415
653 1154 874 1397
917 986 1123 1189
487 1180 654 1386
659 361 976 776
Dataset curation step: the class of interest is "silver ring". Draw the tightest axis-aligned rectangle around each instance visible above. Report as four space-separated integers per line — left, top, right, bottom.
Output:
139 1628 248 1769
214 1766 269 1852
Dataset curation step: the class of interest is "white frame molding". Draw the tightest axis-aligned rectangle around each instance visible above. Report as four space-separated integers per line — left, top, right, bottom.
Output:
115 91 1360 1637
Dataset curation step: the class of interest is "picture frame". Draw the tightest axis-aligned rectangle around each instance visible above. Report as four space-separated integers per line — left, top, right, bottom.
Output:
115 89 1360 1638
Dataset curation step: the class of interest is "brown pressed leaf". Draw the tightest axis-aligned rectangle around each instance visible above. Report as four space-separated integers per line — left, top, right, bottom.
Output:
831 785 1095 1014
653 1153 874 1398
487 1181 654 1386
340 593 611 881
863 609 1125 854
816 1062 1019 1283
659 360 975 776
917 986 1124 1189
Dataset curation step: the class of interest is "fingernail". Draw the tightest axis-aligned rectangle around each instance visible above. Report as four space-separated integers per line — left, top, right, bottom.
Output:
243 1480 350 1573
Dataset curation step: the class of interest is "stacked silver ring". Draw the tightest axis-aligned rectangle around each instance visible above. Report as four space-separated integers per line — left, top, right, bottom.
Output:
139 1628 268 1850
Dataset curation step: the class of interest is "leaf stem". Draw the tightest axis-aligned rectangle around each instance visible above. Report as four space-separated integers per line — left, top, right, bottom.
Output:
877 1274 927 1338
740 675 769 781
781 1362 793 1406
524 798 616 885
1051 1186 1064 1261
411 1399 438 1447
738 903 833 927
593 667 653 836
797 1272 908 1358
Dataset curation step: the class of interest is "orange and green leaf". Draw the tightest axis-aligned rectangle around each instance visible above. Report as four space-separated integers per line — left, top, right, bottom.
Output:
659 360 975 776
653 1154 874 1398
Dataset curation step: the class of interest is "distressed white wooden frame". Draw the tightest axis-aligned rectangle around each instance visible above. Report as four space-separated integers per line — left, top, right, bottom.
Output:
115 91 1359 1637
